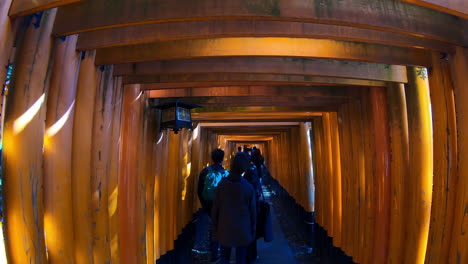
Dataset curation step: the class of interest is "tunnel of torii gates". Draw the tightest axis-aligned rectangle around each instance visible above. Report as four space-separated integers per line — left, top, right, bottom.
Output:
0 0 468 264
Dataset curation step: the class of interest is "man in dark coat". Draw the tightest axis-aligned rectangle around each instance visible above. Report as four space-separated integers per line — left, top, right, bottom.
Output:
212 152 256 264
197 148 228 263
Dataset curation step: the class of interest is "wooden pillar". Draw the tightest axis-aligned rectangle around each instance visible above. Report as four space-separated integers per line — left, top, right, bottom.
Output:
300 122 314 212
43 35 80 263
404 67 433 264
145 108 157 264
425 52 457 264
312 120 324 227
136 92 148 264
361 89 376 264
322 113 334 237
449 46 468 263
386 83 409 264
71 50 98 264
2 9 56 264
330 112 342 248
337 104 351 255
108 76 123 264
91 65 114 263
119 84 142 263
369 87 391 264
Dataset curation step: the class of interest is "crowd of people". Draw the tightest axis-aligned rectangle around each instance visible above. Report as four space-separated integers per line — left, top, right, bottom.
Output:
197 146 269 264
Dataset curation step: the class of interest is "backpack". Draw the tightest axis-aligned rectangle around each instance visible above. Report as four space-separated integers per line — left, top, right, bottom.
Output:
202 167 229 201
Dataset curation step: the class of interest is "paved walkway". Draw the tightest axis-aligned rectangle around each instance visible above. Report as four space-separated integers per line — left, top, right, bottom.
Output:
256 202 297 264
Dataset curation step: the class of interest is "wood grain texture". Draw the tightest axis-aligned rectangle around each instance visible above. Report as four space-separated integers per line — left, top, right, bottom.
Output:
448 46 468 264
91 65 114 264
9 0 83 17
425 52 457 264
95 37 432 66
119 84 142 263
43 35 80 264
404 67 434 264
370 87 391 264
2 9 56 264
76 20 453 52
108 77 123 264
398 0 468 19
71 50 98 264
114 58 408 83
53 0 464 45
385 83 409 264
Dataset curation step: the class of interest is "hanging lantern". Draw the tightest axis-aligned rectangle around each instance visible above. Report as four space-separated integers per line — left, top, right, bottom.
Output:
156 99 200 134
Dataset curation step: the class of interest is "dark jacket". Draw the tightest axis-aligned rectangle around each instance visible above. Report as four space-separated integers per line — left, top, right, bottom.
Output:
244 163 262 201
197 163 225 213
212 172 256 247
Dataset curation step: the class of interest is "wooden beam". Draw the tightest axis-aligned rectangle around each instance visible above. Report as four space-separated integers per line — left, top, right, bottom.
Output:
148 86 359 99
9 0 83 18
114 58 408 83
155 96 344 108
53 0 464 45
96 37 431 66
398 0 468 19
136 74 386 89
76 20 453 52
192 106 328 113
192 111 322 121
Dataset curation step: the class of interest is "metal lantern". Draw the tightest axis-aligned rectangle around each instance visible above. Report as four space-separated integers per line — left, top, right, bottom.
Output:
156 99 200 134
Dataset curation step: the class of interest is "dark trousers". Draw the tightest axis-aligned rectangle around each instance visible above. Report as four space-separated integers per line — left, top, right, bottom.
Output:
220 245 248 264
247 240 257 263
199 206 219 260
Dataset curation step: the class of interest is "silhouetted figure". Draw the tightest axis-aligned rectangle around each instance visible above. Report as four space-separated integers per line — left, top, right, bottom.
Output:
212 152 256 264
238 146 242 153
197 149 229 263
244 149 265 263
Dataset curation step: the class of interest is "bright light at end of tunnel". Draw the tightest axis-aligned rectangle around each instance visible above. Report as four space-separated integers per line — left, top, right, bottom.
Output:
13 93 45 135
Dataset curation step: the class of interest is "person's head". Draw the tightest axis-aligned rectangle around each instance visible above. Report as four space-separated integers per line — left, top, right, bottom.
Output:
238 146 242 152
251 149 263 166
211 148 224 165
253 146 257 150
231 152 250 174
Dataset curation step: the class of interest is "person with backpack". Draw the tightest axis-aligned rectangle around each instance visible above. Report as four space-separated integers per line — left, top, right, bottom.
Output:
197 148 229 263
212 152 256 264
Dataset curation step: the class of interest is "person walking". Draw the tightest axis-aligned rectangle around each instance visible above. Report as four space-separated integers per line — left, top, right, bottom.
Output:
244 149 264 263
212 152 257 264
197 148 229 263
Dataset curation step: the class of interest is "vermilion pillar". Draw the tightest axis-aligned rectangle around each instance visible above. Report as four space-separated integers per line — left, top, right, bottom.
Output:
370 87 391 264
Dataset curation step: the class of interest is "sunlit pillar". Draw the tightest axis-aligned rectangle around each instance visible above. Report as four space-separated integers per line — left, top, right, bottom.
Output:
71 50 98 264
403 67 433 264
43 35 81 263
90 65 114 263
2 9 56 264
425 51 457 264
449 46 468 264
108 76 123 264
